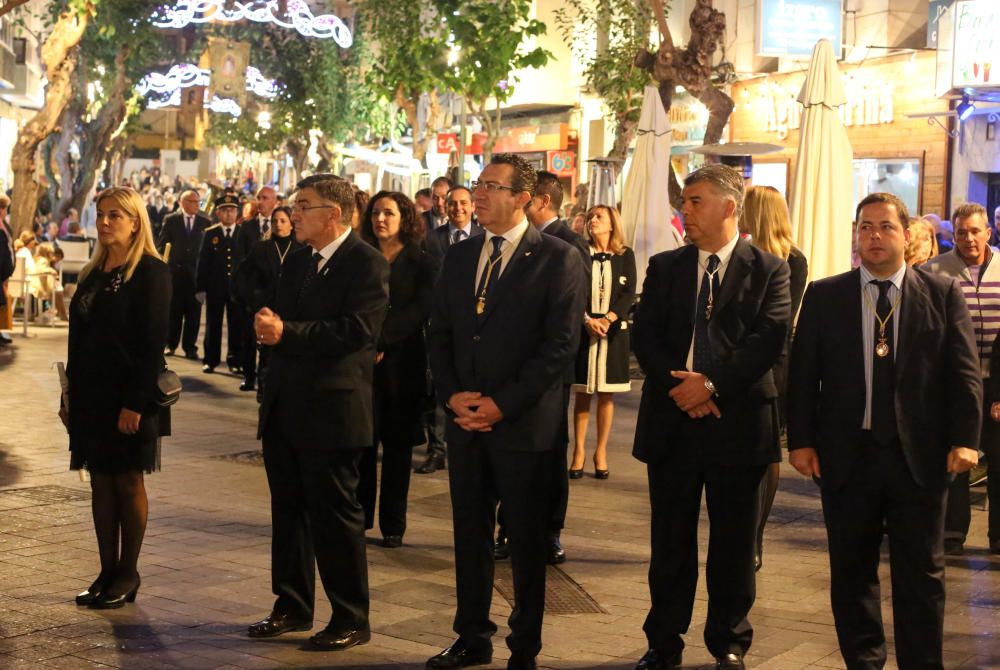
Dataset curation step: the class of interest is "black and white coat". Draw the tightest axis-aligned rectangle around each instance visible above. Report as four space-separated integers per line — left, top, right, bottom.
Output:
574 246 636 393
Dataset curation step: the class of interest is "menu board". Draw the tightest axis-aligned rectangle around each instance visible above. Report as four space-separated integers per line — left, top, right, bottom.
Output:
952 0 1000 87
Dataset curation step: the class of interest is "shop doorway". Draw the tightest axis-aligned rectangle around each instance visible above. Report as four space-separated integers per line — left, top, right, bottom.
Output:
987 174 1000 227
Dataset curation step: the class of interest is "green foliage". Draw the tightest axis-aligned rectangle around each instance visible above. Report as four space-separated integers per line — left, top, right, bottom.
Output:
438 0 550 106
554 0 656 128
203 21 371 153
354 1 450 103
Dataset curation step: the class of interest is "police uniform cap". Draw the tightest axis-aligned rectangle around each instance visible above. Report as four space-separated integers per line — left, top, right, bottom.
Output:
214 193 240 209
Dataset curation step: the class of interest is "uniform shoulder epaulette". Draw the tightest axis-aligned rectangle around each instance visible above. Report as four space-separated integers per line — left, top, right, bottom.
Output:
204 223 222 232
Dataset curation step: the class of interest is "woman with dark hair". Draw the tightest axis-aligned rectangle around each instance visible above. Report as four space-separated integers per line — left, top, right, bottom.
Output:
233 205 302 395
351 187 370 233
357 190 438 547
61 187 171 609
570 205 636 479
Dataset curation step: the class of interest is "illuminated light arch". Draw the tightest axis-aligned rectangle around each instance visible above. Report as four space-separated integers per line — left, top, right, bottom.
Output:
137 63 280 100
151 0 353 48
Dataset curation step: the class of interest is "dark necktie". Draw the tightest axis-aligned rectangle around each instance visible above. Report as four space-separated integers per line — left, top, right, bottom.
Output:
870 279 898 446
225 228 231 240
186 216 193 234
693 254 720 373
475 236 505 316
261 218 270 235
451 229 466 245
302 252 323 291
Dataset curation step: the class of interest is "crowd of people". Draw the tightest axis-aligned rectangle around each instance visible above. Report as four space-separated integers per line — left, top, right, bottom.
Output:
0 152 994 670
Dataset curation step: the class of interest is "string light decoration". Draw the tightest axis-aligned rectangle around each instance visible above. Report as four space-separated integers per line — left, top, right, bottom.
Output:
151 0 353 48
147 88 243 118
136 63 279 100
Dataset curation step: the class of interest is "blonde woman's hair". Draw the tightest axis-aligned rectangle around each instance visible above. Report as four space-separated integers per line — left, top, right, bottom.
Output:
741 185 793 260
905 217 939 266
80 187 161 283
584 205 627 255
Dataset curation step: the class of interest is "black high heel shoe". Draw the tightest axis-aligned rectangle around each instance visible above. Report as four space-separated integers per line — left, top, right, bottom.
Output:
594 458 610 479
568 468 584 479
89 577 140 610
75 575 110 606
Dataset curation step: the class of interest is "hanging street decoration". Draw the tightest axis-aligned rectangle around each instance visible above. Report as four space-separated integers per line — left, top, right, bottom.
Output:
150 0 353 48
137 63 281 117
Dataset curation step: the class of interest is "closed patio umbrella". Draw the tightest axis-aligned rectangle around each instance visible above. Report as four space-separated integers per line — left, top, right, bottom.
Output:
622 86 682 290
789 39 854 282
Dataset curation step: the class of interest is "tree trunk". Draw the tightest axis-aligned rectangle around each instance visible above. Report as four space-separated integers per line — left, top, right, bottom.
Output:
471 98 500 164
69 46 130 215
9 9 88 236
285 138 309 183
609 116 638 164
53 106 78 220
395 87 428 165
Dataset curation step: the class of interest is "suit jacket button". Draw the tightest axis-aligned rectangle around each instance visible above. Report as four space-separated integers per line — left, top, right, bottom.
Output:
473 335 480 342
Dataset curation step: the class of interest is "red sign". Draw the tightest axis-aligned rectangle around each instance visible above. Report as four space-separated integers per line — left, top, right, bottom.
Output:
436 133 459 154
547 150 576 175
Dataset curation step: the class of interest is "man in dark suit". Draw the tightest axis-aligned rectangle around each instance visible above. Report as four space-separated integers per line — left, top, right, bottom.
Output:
417 185 484 476
787 192 981 670
249 174 389 652
197 193 243 374
426 154 586 670
493 170 590 565
422 185 484 270
631 164 791 670
421 175 452 233
235 186 280 392
158 189 210 359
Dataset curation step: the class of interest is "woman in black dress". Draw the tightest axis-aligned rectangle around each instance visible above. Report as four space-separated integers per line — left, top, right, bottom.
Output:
357 191 438 547
61 187 171 608
233 205 302 395
571 205 636 479
740 185 808 571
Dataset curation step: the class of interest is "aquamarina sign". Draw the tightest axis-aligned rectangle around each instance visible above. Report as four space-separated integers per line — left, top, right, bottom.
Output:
755 0 843 58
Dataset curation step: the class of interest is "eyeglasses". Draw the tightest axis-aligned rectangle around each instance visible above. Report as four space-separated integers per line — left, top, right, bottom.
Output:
291 203 334 214
471 180 516 193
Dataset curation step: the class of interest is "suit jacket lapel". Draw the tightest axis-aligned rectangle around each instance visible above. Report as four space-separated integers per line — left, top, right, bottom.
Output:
677 245 699 329
297 232 356 307
479 224 542 324
847 269 865 384
895 266 926 374
714 238 753 314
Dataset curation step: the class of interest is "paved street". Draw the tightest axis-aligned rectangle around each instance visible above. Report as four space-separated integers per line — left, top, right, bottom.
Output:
0 328 998 669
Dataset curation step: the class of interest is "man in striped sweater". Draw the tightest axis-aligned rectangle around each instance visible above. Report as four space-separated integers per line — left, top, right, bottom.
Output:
923 202 1000 555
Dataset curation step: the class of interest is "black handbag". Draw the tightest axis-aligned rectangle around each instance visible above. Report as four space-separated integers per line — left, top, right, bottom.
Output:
156 368 182 407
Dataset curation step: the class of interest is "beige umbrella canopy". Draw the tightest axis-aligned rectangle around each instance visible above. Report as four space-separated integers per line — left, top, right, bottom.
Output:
622 86 682 290
789 39 854 283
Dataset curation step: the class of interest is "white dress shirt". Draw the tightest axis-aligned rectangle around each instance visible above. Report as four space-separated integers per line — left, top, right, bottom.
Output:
475 218 530 289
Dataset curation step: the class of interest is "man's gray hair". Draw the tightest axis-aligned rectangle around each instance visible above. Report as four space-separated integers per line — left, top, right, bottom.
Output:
295 173 355 224
683 164 746 220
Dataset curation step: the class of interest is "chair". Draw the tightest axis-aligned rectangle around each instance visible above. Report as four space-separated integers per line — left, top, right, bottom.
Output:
58 239 90 285
8 254 44 337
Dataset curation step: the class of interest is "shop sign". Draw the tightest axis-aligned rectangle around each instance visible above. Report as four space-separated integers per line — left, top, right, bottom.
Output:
756 0 843 58
435 132 486 155
951 0 1000 87
760 79 893 140
493 123 568 154
928 0 954 48
546 150 575 175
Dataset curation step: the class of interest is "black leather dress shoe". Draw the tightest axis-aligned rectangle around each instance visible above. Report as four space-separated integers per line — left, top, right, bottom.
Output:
944 538 965 556
184 351 199 360
202 364 215 374
548 536 566 565
382 535 403 548
164 348 175 356
507 653 537 670
75 575 110 606
247 612 313 638
309 626 371 650
636 648 682 670
416 454 446 474
89 577 140 610
715 652 745 669
991 541 1000 555
494 531 510 560
426 639 492 669
239 380 255 392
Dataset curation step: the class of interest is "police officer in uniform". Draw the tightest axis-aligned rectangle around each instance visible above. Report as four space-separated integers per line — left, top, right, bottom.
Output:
198 193 243 374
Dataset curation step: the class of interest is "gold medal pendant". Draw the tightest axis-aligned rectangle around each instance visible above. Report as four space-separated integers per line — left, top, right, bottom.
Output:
476 297 485 315
875 339 890 358
705 295 714 321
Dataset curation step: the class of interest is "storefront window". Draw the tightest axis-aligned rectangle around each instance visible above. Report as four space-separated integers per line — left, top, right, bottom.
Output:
853 158 921 215
750 162 789 198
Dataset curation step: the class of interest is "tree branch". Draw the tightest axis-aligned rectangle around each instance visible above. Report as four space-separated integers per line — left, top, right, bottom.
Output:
0 0 31 21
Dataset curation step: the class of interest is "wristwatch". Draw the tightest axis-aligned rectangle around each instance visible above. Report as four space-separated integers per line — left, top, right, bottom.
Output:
704 378 718 396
